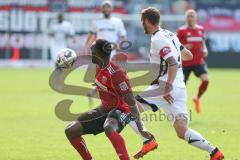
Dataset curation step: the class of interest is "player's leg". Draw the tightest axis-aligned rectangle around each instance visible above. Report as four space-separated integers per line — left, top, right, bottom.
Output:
65 121 93 160
198 73 209 98
104 109 132 160
193 64 209 113
65 106 108 160
183 66 192 84
165 87 224 159
173 118 224 160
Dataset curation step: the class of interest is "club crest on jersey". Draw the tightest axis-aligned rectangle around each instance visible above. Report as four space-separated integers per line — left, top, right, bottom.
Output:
119 81 128 91
160 46 171 58
102 76 107 84
187 32 191 36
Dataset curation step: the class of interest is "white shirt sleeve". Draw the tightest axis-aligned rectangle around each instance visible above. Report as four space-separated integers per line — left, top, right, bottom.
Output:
117 19 127 37
90 20 97 33
153 37 174 60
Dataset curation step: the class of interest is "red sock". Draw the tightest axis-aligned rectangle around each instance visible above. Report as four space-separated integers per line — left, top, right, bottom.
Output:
69 137 92 160
107 132 130 160
197 80 209 99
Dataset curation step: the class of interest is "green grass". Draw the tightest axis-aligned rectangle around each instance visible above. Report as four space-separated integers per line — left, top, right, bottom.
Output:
0 68 240 160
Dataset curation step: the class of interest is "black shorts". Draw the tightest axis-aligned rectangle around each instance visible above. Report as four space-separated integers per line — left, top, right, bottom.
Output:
183 64 208 83
77 107 131 135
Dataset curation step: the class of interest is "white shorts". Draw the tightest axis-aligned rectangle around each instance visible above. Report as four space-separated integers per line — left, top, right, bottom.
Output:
137 84 189 123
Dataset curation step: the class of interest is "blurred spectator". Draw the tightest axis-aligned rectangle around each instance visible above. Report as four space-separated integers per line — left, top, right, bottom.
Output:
171 0 192 14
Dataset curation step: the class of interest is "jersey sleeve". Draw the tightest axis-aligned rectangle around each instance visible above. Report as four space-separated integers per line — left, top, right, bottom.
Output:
111 70 132 95
153 37 174 60
90 20 97 33
117 19 127 37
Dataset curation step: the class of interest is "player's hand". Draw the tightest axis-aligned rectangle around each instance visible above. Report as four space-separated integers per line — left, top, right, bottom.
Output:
163 83 174 104
184 44 193 50
202 49 208 58
139 130 154 140
163 93 174 104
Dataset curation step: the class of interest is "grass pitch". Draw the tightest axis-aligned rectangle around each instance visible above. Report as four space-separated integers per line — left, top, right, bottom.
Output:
0 68 239 160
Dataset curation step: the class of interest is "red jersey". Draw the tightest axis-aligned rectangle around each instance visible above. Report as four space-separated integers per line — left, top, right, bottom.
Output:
95 62 132 113
177 25 205 67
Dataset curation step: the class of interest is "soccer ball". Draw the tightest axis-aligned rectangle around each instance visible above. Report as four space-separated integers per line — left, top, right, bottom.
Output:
56 48 77 68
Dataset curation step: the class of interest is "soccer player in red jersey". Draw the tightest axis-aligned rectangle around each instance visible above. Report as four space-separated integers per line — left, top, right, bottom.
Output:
177 9 209 113
65 39 152 160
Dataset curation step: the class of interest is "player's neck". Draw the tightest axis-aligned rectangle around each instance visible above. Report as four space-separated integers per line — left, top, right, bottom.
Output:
98 59 110 69
151 26 160 35
188 24 196 29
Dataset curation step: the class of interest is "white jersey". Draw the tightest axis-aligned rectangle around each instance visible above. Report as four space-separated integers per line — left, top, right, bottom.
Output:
49 20 75 62
49 20 75 47
91 17 126 44
91 17 126 57
150 28 185 88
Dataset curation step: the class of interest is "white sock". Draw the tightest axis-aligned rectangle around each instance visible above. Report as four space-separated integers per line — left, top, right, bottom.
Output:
129 121 149 142
184 128 215 153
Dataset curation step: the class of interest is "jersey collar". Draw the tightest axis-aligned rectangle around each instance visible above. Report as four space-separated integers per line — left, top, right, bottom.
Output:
152 29 159 36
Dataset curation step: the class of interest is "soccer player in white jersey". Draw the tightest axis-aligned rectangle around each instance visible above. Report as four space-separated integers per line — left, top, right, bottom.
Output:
132 7 224 160
83 0 127 58
48 13 75 65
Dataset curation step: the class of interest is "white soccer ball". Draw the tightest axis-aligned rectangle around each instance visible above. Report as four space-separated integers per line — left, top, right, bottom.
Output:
56 48 77 68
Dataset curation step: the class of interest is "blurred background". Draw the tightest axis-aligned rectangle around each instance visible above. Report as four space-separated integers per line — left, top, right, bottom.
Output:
0 0 240 68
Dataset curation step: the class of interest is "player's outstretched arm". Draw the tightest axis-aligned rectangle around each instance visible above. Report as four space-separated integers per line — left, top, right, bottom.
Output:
83 32 96 55
181 47 193 61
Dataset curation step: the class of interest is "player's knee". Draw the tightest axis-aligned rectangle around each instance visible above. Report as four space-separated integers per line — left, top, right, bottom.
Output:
104 120 118 135
65 121 83 139
200 74 209 82
176 129 185 139
174 119 188 139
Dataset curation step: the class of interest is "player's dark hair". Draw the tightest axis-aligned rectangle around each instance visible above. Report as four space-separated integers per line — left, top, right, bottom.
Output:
141 7 160 25
92 39 112 59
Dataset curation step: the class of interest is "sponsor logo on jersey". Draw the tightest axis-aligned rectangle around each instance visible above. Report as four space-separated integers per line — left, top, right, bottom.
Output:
187 37 203 42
